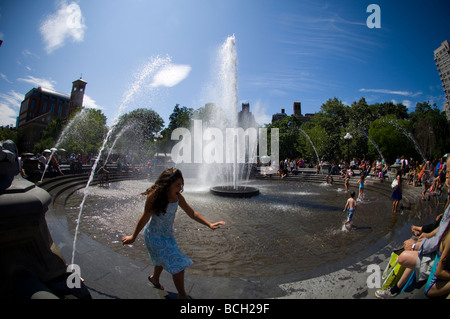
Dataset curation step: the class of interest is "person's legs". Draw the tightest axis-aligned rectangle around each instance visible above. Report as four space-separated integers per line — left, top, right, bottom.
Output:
397 250 418 269
375 251 418 298
427 280 450 298
396 250 418 288
392 200 398 213
149 266 164 289
173 270 188 299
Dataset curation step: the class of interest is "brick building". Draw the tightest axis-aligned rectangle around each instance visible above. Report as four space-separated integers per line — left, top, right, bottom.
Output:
17 78 87 151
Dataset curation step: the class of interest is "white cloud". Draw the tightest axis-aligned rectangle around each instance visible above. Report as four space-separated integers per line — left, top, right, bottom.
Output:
0 91 24 127
22 49 40 59
359 88 422 97
0 103 19 126
150 64 191 88
0 73 13 84
17 75 57 90
83 94 102 110
0 91 23 107
40 1 86 54
402 100 413 109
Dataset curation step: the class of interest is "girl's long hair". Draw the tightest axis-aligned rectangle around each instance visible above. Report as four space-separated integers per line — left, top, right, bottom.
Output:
142 168 184 216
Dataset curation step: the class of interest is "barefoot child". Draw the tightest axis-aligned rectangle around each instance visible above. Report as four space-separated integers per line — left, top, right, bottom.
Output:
122 168 225 299
343 191 357 225
357 174 365 200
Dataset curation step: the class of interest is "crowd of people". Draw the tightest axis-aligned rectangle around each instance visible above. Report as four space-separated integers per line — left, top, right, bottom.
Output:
274 154 450 299
16 144 450 299
371 156 450 299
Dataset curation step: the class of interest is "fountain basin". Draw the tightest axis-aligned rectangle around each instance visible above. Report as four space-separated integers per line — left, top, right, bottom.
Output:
210 185 259 198
63 178 419 279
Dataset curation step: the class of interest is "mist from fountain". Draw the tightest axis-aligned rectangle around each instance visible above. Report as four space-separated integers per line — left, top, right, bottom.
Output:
104 124 133 165
385 119 427 162
39 110 89 183
71 56 172 266
299 128 320 166
359 129 387 164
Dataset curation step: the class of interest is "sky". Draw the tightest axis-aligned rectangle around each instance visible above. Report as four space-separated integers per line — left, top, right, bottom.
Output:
1 0 449 129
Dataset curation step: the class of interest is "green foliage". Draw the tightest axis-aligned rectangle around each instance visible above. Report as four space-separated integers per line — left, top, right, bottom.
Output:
112 108 164 161
0 126 20 145
19 97 449 167
58 108 108 154
33 118 64 152
266 115 303 160
267 97 449 164
160 104 193 153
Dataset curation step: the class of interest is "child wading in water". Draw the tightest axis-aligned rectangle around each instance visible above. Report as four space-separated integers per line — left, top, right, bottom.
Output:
357 174 366 200
343 191 357 226
122 168 225 299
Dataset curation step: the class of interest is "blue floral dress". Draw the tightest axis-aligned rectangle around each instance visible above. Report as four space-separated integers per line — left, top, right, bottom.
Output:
143 201 193 275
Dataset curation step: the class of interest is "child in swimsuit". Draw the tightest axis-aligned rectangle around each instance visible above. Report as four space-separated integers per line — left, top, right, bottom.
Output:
343 191 357 225
358 175 365 200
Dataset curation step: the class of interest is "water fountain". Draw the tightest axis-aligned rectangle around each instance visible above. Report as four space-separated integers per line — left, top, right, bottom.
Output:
39 109 89 183
70 56 172 266
198 35 261 197
47 35 437 292
385 119 427 162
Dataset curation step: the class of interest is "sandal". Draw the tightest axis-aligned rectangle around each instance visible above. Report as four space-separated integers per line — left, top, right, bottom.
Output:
148 276 164 290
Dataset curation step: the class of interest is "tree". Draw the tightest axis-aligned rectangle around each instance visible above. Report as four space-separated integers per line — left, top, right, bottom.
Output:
297 122 328 164
58 108 108 155
167 104 193 131
112 108 164 161
409 102 450 161
266 115 302 160
0 126 20 148
368 115 416 164
160 104 193 153
33 119 64 153
311 98 350 161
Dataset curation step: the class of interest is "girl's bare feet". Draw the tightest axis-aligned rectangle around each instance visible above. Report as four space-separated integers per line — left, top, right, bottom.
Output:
148 276 164 290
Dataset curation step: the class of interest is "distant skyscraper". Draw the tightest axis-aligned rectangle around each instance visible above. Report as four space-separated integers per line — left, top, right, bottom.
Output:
434 40 450 120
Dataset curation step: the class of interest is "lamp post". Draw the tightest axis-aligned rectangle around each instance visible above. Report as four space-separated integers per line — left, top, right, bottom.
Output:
344 133 353 167
153 131 163 162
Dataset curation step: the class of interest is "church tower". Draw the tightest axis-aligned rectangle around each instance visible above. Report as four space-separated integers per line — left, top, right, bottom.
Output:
69 77 87 114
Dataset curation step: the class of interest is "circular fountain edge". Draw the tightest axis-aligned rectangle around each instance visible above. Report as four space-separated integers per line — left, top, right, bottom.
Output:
209 185 260 198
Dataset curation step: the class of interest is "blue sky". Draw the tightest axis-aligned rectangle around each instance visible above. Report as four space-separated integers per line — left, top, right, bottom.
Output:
1 0 449 128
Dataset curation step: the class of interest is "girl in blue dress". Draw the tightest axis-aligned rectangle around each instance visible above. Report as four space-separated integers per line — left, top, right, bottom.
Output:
122 168 225 298
391 172 402 213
